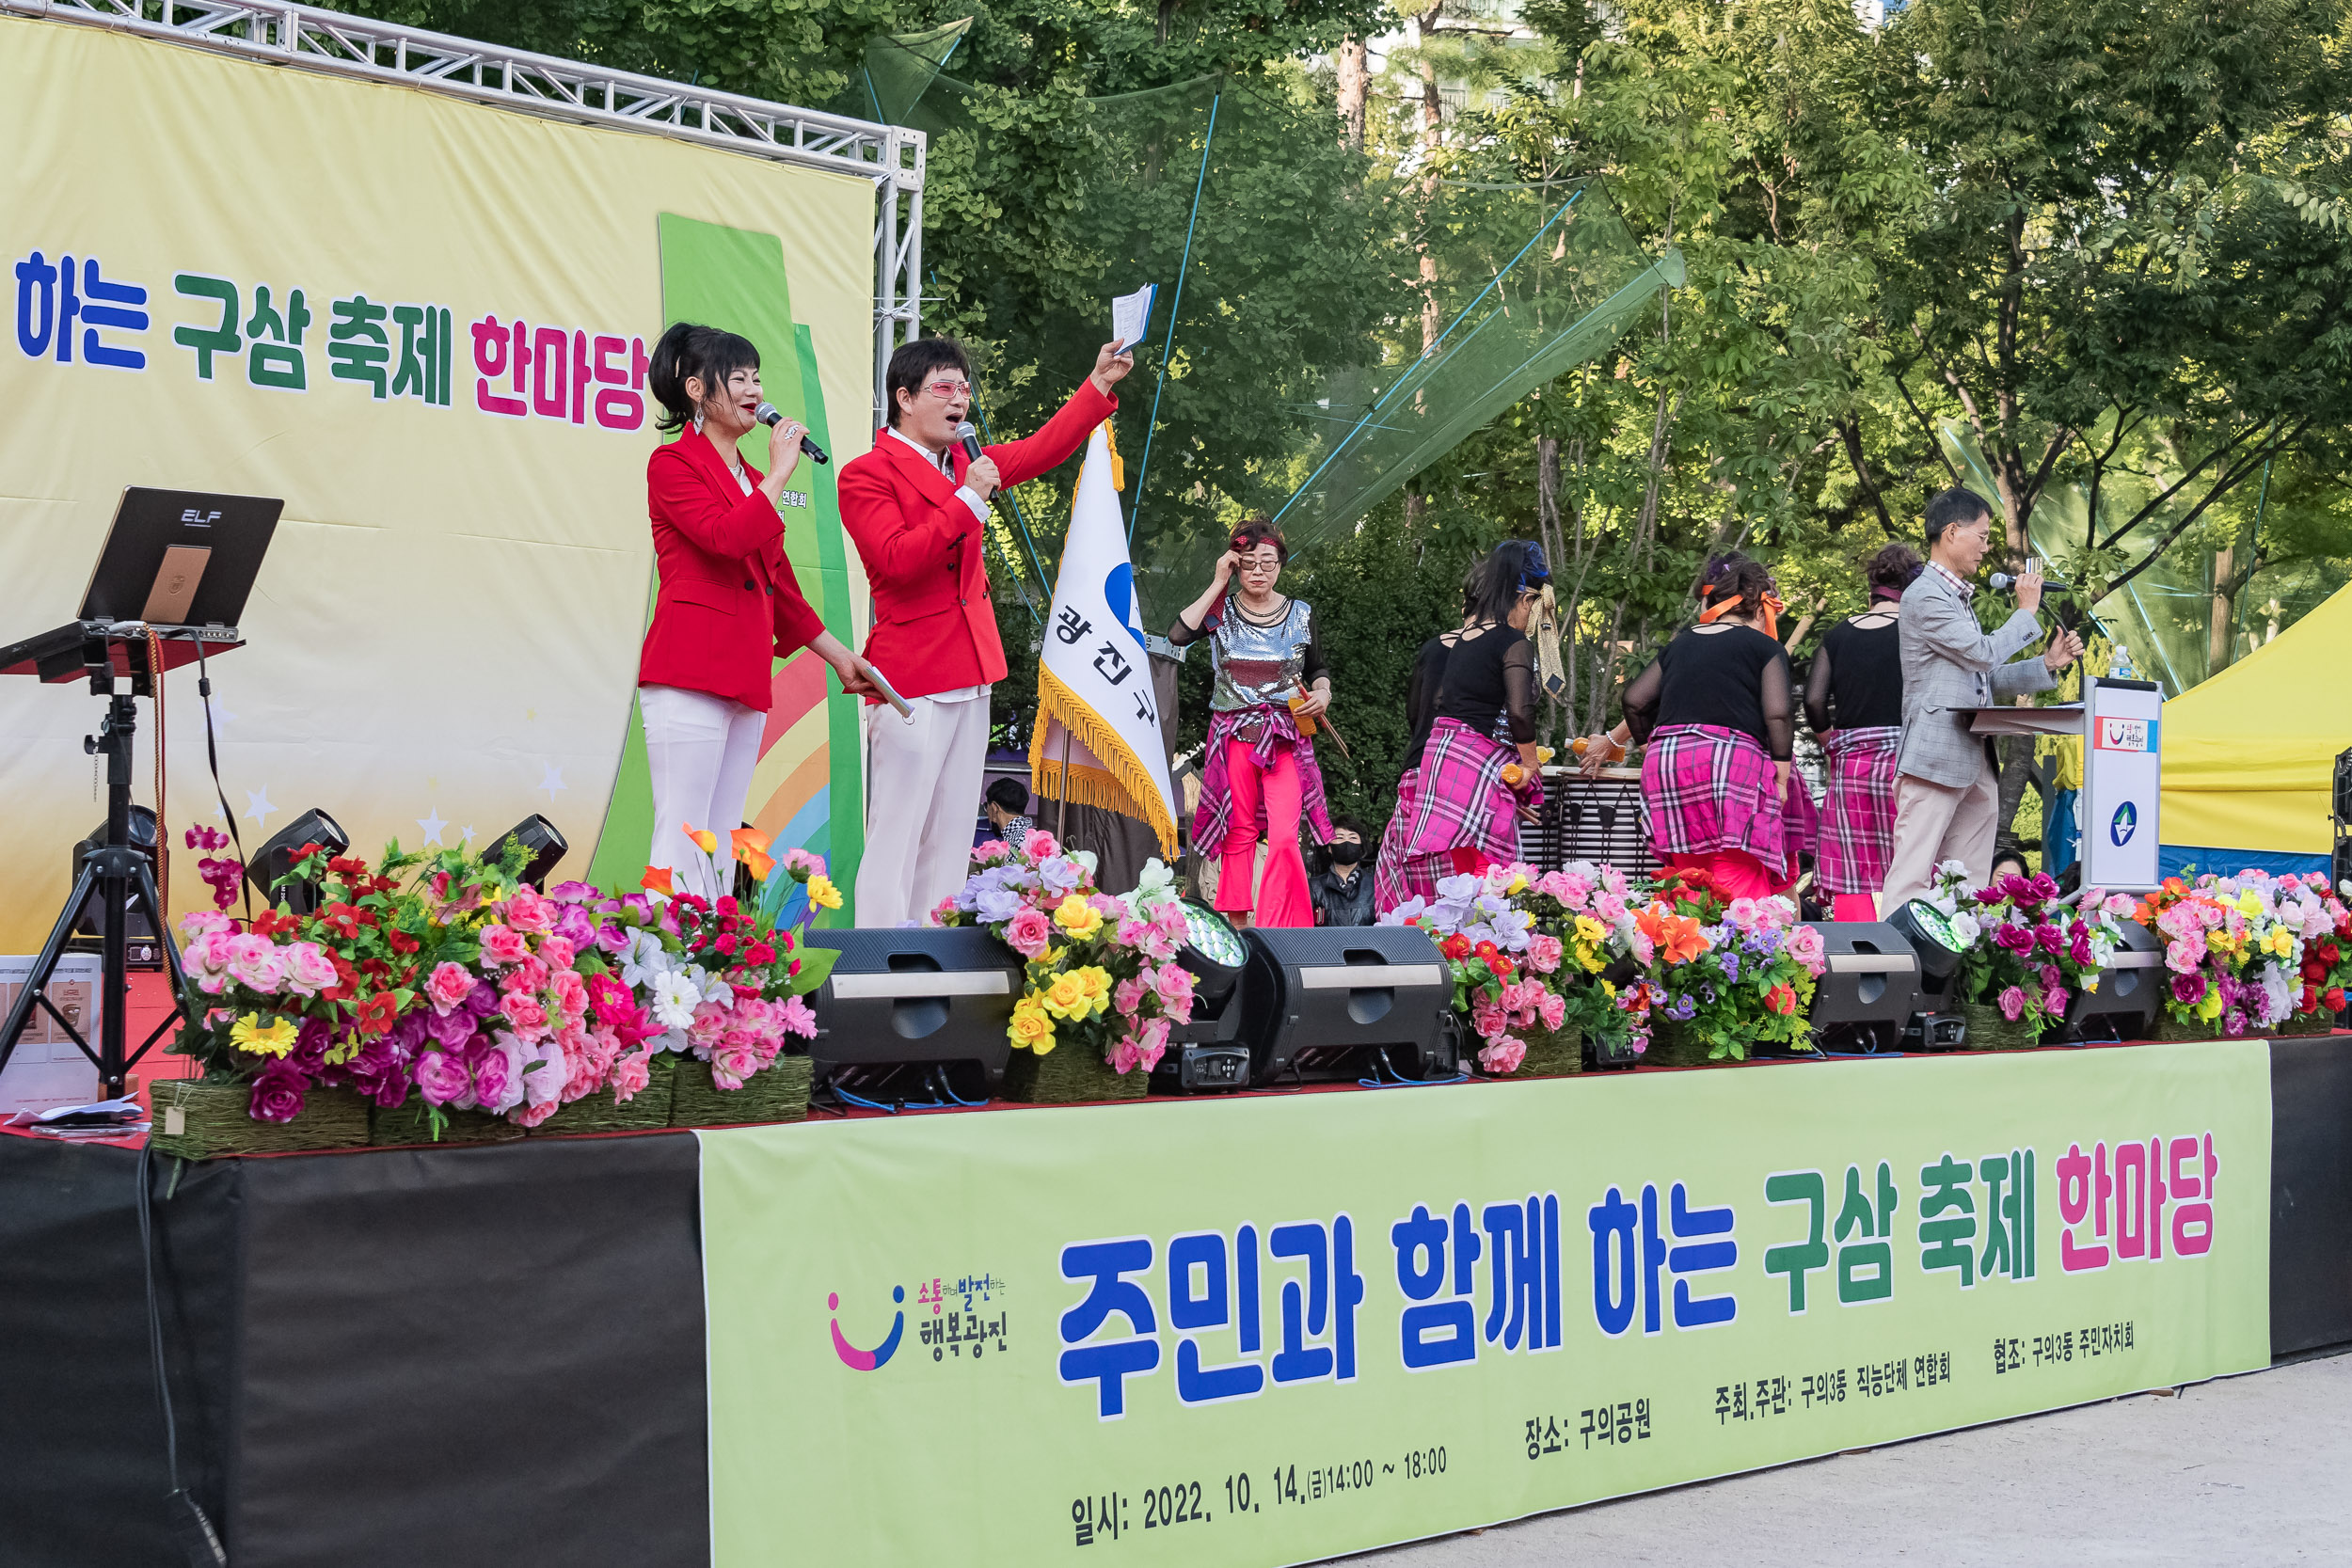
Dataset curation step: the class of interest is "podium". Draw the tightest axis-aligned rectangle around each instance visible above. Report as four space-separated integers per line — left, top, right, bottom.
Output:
1967 676 2163 892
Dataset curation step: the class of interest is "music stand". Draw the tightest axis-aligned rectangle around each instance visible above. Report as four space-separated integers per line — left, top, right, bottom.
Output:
0 487 279 1097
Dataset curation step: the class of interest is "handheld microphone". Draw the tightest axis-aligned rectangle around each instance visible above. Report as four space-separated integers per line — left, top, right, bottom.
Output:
753 403 830 465
1989 571 2068 592
953 420 986 467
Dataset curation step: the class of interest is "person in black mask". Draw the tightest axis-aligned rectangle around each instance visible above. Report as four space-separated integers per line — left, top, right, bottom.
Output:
1311 816 1376 927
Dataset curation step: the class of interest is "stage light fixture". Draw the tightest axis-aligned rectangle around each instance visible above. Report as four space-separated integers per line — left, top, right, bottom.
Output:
1153 901 1255 1091
1883 898 1971 1050
1806 923 1924 1053
68 806 164 965
245 808 349 916
478 814 567 886
2334 746 2352 827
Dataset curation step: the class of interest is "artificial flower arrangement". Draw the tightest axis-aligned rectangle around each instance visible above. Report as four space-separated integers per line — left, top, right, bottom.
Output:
1920 861 2138 1035
171 825 840 1134
2135 869 2349 1037
1516 860 1655 1062
1631 867 1827 1062
932 832 1195 1076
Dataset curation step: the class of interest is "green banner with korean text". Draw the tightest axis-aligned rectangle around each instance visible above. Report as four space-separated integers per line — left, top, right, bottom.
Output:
698 1042 2270 1565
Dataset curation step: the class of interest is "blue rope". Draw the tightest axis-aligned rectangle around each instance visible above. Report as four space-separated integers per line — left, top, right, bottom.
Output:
1270 187 1587 526
1128 87 1221 541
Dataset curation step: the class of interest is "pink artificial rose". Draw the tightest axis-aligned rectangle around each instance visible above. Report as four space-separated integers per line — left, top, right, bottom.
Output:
501 992 549 1035
1152 901 1188 939
608 1047 653 1104
1116 917 1152 950
973 839 1012 865
501 955 550 995
277 942 339 999
1023 831 1059 862
1114 976 1149 1017
688 999 730 1049
1725 897 1759 927
930 896 960 927
178 911 234 941
1471 1001 1506 1039
426 960 476 1015
777 996 818 1038
1539 990 1567 1032
506 1098 557 1127
710 1041 762 1091
1151 963 1196 1013
1997 985 2026 1022
478 923 530 967
550 969 590 1021
1595 891 1629 926
1479 1037 1528 1075
1524 933 1565 974
415 1047 471 1108
503 887 556 935
1785 926 1826 975
538 933 577 972
224 933 286 993
2042 987 2068 1017
1137 1015 1171 1072
1141 930 1181 964
1003 906 1056 960
1110 1037 1144 1075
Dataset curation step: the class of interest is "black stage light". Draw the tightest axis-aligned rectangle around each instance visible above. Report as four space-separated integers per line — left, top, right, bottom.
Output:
1153 901 1256 1091
68 806 164 966
478 814 567 886
805 928 1025 1106
2066 919 2165 1044
1239 926 1454 1086
1806 923 1925 1054
1883 898 1971 1050
2333 745 2352 827
245 808 348 917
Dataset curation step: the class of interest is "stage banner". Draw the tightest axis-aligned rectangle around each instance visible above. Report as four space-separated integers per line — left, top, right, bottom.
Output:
700 1042 2271 1566
0 19 876 947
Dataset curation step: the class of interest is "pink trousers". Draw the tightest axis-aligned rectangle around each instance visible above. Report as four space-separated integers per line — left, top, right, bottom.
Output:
1216 739 1311 927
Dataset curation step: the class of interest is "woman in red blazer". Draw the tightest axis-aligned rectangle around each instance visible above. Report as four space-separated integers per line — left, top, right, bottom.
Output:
639 322 877 901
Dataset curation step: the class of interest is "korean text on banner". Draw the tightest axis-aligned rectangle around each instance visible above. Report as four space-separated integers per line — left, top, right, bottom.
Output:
698 1040 2271 1567
1028 424 1176 853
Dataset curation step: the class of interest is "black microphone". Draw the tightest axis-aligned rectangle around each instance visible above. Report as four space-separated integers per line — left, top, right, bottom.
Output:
1989 570 2068 592
953 420 986 467
753 402 829 465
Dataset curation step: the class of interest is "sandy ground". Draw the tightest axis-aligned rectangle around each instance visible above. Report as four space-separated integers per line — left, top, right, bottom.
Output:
1339 1349 2352 1566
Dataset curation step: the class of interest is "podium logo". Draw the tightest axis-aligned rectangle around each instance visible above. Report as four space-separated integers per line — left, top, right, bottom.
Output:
829 1287 906 1370
2110 801 2138 847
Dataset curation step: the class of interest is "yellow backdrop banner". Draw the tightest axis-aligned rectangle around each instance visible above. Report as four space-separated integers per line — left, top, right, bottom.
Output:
0 19 876 947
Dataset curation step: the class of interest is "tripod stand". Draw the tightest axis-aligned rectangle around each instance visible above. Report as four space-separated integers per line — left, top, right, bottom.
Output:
0 632 196 1098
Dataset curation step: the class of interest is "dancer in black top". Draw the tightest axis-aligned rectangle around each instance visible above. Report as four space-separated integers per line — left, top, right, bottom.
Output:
1374 562 1486 910
1806 543 1919 918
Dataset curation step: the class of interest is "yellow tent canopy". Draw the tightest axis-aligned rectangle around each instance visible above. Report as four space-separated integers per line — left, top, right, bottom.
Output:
2161 580 2352 855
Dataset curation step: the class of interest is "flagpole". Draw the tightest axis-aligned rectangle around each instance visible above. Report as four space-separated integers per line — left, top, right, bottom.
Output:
1057 722 1073 841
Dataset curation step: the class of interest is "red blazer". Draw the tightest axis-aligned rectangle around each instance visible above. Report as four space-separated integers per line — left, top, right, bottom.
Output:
637 427 827 711
837 382 1116 700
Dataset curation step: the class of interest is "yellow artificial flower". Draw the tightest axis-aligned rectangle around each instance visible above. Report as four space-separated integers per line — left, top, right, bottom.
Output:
1506 871 1529 895
1579 945 1607 974
1574 914 1607 945
1073 965 1112 1013
2197 988 2224 1022
1041 970 1094 1020
230 1012 298 1058
2265 926 2295 958
807 875 843 911
1008 996 1057 1053
1600 979 1617 999
1054 894 1104 941
2237 891 2264 919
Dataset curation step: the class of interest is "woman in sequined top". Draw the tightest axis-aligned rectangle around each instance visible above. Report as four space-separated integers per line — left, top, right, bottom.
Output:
1168 517 1334 927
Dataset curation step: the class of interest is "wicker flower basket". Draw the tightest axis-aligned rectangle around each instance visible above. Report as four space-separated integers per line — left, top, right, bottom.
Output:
151 1075 371 1162
528 1053 678 1137
2272 1008 2338 1037
1002 1043 1151 1105
2150 1013 2228 1044
1962 1001 2041 1052
669 1053 811 1127
369 1099 527 1147
1646 1020 1723 1068
1494 1025 1582 1078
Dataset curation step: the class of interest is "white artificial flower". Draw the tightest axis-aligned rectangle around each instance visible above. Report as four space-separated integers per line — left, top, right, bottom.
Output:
619 927 670 990
651 970 702 1031
1949 911 1982 946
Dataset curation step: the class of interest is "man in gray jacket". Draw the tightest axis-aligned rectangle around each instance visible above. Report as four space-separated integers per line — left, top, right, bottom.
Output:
1879 487 2083 909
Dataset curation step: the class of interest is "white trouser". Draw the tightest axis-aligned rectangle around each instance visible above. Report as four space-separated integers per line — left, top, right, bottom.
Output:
640 683 764 904
856 691 992 927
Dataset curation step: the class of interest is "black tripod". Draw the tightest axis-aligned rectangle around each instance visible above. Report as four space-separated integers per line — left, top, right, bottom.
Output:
0 635 194 1098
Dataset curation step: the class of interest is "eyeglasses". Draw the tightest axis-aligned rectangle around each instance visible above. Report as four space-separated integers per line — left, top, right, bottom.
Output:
923 378 973 400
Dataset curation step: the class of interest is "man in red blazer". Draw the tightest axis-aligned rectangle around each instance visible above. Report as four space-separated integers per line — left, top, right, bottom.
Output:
840 336 1131 925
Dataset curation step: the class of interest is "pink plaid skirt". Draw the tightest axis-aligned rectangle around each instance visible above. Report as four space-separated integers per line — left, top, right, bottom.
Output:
1782 768 1820 865
1394 719 1531 895
1374 765 1423 914
1641 724 1786 880
1817 725 1900 895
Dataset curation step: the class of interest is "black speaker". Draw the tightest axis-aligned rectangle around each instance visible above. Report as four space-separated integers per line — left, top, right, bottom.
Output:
2066 919 2164 1043
1239 926 1454 1086
1807 923 1924 1053
245 808 348 917
805 928 1023 1105
2333 745 2352 826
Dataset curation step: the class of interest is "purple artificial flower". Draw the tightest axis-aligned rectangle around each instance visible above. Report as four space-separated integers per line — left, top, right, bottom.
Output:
415 1047 470 1106
548 879 598 904
292 1017 334 1072
1997 985 2026 1022
467 1037 515 1113
1994 924 2034 954
425 1006 476 1049
2223 1009 2247 1037
1720 951 1742 984
2034 924 2063 955
2031 872 2060 901
246 1057 309 1124
2039 963 2063 991
2171 973 2207 1005
464 979 501 1019
552 904 596 952
975 886 1026 926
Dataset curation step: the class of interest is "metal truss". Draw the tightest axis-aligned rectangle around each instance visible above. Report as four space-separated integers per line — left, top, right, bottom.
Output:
7 0 925 417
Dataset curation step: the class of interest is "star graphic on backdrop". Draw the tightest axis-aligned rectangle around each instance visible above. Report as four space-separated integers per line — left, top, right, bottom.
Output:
244 786 277 831
205 693 236 729
461 825 477 846
417 809 449 847
537 762 566 801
